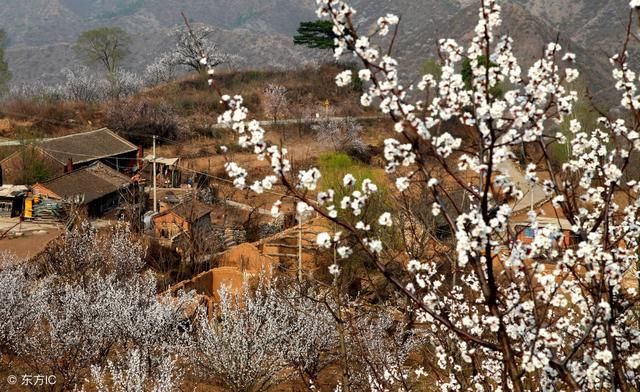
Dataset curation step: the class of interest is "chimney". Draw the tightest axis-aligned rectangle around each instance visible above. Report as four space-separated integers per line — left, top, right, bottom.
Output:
65 158 73 173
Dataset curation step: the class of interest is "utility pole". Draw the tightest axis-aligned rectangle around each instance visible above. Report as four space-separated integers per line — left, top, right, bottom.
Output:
530 184 533 212
153 135 157 213
298 214 303 282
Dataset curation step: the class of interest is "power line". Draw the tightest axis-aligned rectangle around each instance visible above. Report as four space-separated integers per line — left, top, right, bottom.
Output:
17 142 295 199
0 108 301 200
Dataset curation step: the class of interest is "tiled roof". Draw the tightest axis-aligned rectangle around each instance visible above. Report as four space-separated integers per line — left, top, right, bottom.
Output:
35 162 131 204
159 199 212 223
40 128 138 165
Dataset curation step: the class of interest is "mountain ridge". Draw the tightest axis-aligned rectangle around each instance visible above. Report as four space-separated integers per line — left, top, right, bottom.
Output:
0 0 633 100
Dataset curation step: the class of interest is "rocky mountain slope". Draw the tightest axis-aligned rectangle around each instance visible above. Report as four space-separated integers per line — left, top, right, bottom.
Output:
0 0 634 100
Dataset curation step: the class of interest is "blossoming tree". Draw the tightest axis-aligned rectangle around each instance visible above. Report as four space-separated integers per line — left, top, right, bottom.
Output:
201 0 640 389
0 223 191 390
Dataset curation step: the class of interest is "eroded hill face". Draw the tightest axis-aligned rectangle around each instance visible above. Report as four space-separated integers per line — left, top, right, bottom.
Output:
0 0 635 101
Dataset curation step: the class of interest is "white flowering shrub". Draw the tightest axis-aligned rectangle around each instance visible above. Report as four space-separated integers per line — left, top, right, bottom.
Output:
1 223 190 390
0 256 48 354
61 65 110 102
39 221 146 278
108 68 144 99
189 282 337 392
89 349 183 392
144 53 177 86
262 83 289 122
8 66 143 102
205 0 640 389
7 81 66 101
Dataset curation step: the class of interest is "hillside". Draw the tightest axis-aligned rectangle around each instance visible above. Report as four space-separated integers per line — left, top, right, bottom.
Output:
2 0 320 84
436 2 613 99
0 0 635 102
0 64 374 141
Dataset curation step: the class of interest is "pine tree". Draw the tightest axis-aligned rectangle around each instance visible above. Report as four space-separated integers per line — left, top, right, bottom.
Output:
293 20 336 50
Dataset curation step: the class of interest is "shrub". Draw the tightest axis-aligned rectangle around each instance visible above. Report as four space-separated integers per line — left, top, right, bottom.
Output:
312 116 366 153
106 98 178 147
62 66 109 102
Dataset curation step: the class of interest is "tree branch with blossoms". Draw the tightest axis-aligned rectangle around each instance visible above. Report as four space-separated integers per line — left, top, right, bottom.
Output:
187 1 640 389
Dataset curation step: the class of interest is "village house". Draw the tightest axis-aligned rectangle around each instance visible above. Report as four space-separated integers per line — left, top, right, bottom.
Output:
153 199 213 244
510 216 574 250
0 128 141 185
0 185 27 217
30 162 134 218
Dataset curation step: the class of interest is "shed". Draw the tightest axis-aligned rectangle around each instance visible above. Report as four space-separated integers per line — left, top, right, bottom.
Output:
143 155 181 188
31 161 133 217
0 185 28 217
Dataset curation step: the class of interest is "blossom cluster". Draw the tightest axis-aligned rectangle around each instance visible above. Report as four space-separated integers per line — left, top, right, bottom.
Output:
210 0 640 389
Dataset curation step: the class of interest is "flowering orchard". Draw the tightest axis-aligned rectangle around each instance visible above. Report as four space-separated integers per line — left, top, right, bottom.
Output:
207 0 640 390
0 224 190 390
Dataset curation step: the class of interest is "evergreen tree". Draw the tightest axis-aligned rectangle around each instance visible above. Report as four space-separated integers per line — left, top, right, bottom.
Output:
293 20 336 50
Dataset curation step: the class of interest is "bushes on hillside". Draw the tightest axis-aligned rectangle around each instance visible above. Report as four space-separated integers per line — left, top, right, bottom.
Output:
106 98 179 146
8 66 143 103
0 223 190 390
312 116 366 153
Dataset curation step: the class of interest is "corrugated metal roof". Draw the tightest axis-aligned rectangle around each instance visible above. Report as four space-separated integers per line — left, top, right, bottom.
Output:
0 185 28 198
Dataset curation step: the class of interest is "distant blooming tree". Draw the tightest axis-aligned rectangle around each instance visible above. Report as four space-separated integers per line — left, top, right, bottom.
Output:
61 65 110 102
262 83 289 122
144 53 177 86
9 81 65 100
204 0 640 390
108 68 144 99
262 83 290 139
312 115 366 153
189 282 336 392
8 65 143 102
170 23 229 73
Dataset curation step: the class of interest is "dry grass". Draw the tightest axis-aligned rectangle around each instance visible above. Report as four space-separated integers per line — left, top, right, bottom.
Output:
0 64 374 145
